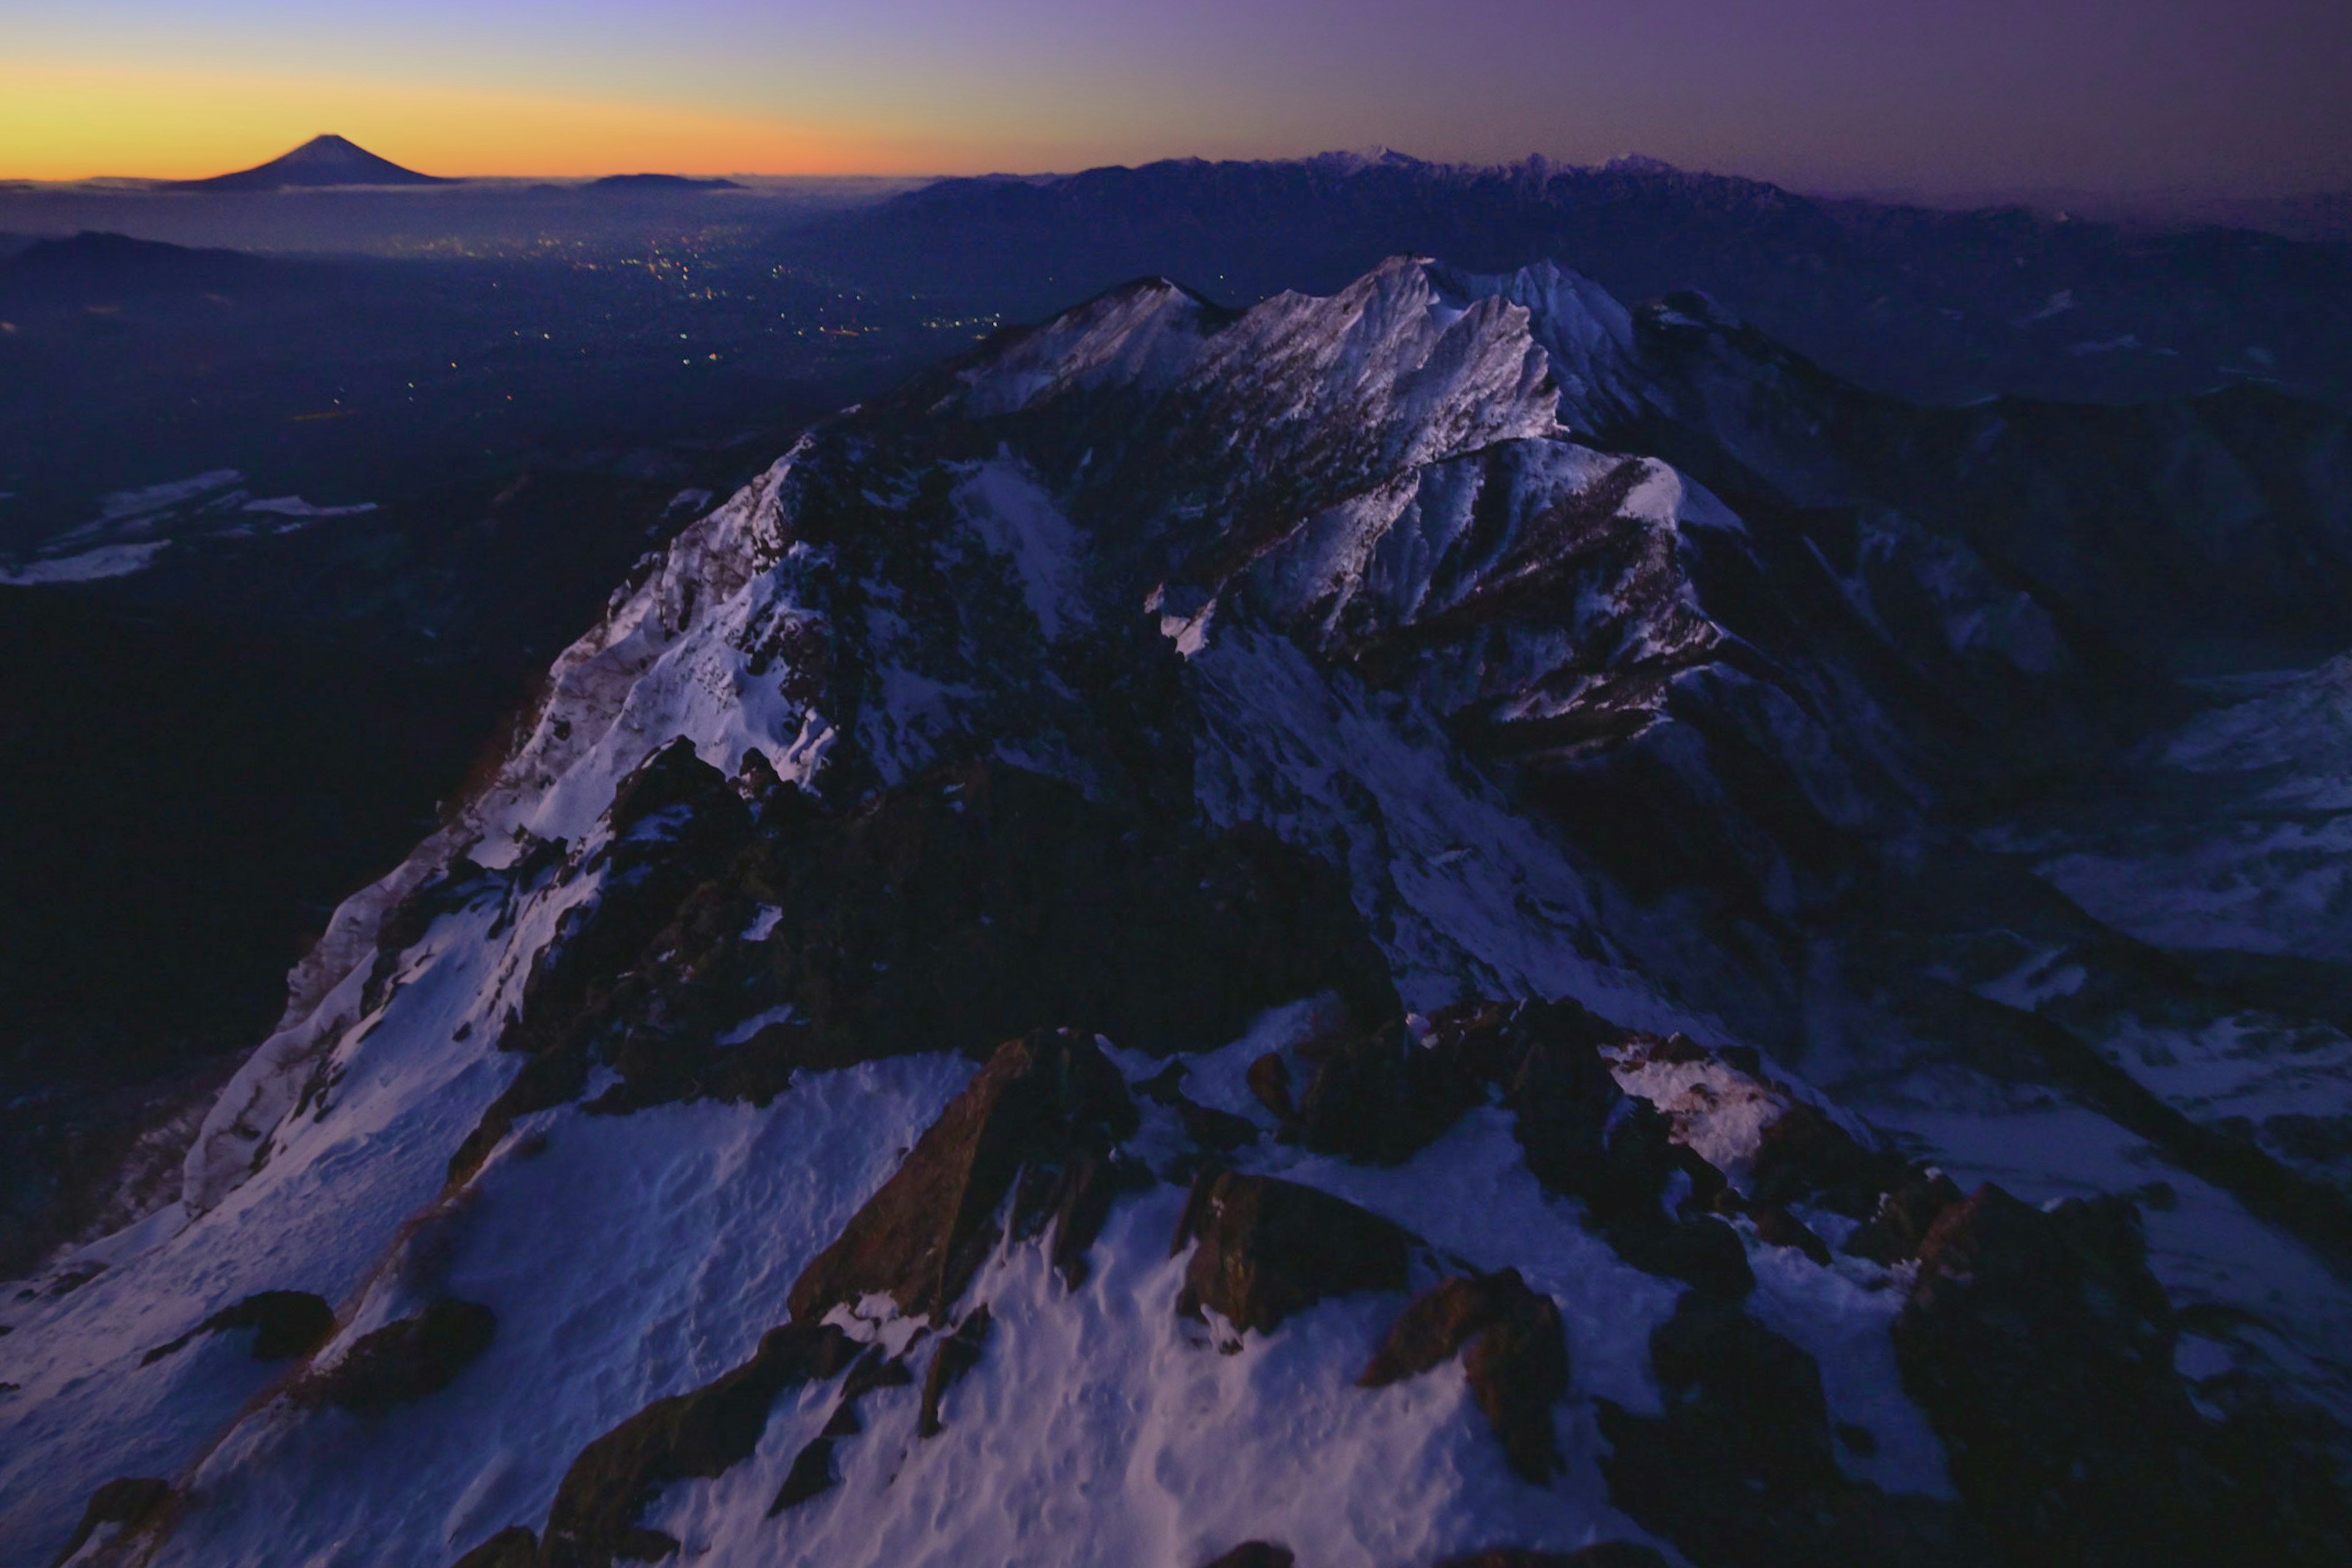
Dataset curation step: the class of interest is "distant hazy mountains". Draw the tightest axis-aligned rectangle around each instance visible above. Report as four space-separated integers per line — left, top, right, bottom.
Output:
793 150 2352 409
169 134 451 192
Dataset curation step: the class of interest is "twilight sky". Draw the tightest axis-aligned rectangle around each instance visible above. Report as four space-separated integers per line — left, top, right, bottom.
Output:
6 0 2348 193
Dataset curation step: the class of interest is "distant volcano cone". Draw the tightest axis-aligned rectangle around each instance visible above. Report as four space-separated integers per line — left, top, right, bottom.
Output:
170 135 452 192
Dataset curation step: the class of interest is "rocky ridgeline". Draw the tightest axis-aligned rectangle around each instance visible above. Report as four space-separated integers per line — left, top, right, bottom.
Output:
10 254 2352 1567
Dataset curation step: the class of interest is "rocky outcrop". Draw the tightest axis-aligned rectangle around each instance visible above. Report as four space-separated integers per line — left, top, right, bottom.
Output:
786 1029 1138 1325
540 1324 858 1568
1431 1549 1667 1568
450 1528 536 1568
1360 1269 1570 1480
45 1479 173 1568
1173 1170 1416 1334
139 1289 333 1365
1893 1185 2211 1567
290 1299 494 1412
1197 1545 1294 1568
1600 1292 1993 1568
917 1306 992 1438
770 1348 915 1516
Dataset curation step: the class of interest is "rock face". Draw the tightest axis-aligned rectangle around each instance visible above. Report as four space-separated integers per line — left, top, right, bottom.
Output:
47 1479 173 1568
786 1029 1138 1325
1600 1293 1994 1568
1893 1186 2212 1567
540 1324 859 1568
290 1299 495 1412
1361 1270 1570 1480
138 1289 332 1365
1174 1170 1416 1334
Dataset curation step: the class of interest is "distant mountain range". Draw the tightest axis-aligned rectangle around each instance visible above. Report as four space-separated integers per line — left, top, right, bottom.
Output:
788 150 2352 409
169 134 451 192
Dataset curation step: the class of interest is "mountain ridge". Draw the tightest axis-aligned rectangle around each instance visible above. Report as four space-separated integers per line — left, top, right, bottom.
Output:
4 254 2350 1568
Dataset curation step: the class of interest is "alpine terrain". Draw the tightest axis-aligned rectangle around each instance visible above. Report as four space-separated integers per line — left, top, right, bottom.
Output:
6 255 2352 1568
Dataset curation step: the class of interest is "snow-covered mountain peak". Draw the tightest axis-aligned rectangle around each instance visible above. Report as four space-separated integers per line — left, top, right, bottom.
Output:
8 255 2352 1568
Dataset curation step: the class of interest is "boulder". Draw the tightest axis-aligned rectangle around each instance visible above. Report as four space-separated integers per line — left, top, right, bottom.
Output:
1292 1022 1485 1164
1199 1545 1295 1568
1360 1269 1570 1480
1598 1292 1998 1567
1841 1172 1964 1266
46 1479 173 1568
1893 1184 2217 1566
541 1323 858 1568
140 1289 333 1365
1613 1217 1754 1298
292 1298 495 1412
451 1528 537 1568
918 1306 993 1438
1173 1170 1415 1334
786 1030 1138 1325
1431 1549 1667 1568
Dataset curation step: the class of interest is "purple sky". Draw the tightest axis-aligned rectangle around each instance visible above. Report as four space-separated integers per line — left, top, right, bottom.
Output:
11 0 2350 190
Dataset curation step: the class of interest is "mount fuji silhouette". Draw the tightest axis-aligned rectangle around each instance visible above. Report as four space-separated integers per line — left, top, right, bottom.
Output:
170 134 452 192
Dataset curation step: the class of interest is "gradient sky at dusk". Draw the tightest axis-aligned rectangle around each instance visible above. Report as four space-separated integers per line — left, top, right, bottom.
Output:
7 0 2349 192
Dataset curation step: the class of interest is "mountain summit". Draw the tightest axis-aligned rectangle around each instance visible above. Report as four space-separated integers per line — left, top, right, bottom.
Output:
170 134 451 192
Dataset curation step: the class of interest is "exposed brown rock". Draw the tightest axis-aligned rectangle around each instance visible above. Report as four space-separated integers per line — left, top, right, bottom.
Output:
1199 1545 1295 1568
140 1289 334 1365
1599 1291 1997 1568
786 1030 1137 1326
451 1526 537 1568
1746 1205 1831 1266
919 1306 993 1438
1173 1170 1415 1334
540 1323 857 1568
1613 1216 1753 1298
1246 1052 1296 1121
1293 1021 1486 1164
1747 1102 1913 1219
47 1478 173 1568
1359 1268 1570 1480
1893 1184 2215 1567
1431 1548 1667 1568
1841 1171 1964 1266
292 1298 495 1412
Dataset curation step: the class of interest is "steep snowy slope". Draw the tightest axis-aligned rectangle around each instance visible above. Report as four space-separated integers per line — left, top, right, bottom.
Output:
4 258 2350 1568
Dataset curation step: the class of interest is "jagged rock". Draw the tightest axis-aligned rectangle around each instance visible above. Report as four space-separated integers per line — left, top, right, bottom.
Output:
451 1526 537 1568
1599 1292 1996 1568
1431 1548 1667 1568
541 1323 858 1568
918 1306 992 1438
1841 1171 1964 1265
1199 1545 1294 1568
1503 1008 1683 1230
1246 1053 1296 1121
767 1348 913 1516
47 1478 173 1568
1747 1102 1913 1219
1012 1150 1156 1289
786 1029 1138 1325
292 1299 494 1412
1614 1216 1754 1297
1174 1170 1416 1333
140 1289 333 1365
1744 1205 1831 1265
1360 1269 1570 1479
1293 1021 1487 1164
1893 1184 2219 1566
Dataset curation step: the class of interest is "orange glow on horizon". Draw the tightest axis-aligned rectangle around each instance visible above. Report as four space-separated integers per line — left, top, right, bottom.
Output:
0 61 967 181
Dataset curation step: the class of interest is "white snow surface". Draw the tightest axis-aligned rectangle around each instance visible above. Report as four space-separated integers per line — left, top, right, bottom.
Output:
0 540 171 583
